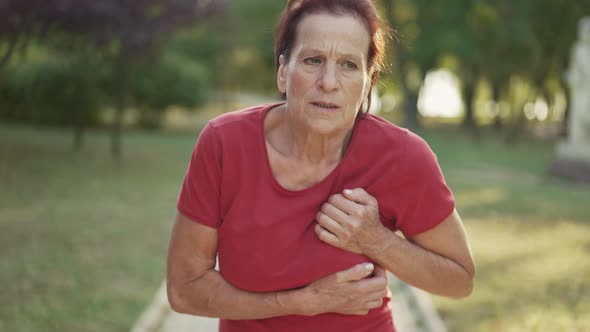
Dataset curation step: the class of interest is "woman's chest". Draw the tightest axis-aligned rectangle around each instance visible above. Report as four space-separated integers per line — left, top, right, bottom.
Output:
216 186 370 292
215 152 402 292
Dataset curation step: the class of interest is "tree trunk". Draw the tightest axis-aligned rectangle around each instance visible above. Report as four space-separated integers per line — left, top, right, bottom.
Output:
560 70 570 138
112 54 128 160
73 113 84 151
404 92 419 129
505 93 534 145
221 11 235 110
506 75 544 144
73 65 86 152
491 80 503 132
505 106 527 145
462 82 476 131
461 63 481 137
382 0 419 130
0 34 17 69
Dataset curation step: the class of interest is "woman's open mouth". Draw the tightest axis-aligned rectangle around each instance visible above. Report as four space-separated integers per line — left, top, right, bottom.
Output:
311 102 341 110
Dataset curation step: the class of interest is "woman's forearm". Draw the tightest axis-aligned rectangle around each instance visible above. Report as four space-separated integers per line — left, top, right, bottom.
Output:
167 269 308 320
167 262 387 319
366 230 474 298
315 190 475 298
167 212 390 319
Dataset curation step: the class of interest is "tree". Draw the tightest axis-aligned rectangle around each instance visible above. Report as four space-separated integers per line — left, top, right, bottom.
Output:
381 0 421 130
1 0 225 158
130 50 210 129
0 0 49 68
45 1 225 158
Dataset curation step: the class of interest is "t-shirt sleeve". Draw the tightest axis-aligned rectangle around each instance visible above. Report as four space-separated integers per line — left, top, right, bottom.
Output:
176 122 222 228
394 133 454 236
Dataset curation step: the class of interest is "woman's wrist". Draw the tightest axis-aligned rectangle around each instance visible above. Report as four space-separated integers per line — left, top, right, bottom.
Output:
363 227 397 260
275 287 315 316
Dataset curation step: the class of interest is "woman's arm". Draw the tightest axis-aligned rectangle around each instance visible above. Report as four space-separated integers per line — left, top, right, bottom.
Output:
166 212 389 319
316 189 475 298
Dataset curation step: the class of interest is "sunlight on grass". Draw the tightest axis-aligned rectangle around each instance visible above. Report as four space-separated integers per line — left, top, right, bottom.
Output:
455 187 508 209
434 217 590 332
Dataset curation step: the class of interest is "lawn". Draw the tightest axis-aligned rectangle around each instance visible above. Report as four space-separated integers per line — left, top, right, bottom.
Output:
0 124 198 332
420 129 590 332
1 121 589 332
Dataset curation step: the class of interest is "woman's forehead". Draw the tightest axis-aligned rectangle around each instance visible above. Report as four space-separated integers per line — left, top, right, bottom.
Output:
293 13 370 56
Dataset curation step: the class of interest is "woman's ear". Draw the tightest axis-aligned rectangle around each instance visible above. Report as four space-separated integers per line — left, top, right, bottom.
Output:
277 54 287 94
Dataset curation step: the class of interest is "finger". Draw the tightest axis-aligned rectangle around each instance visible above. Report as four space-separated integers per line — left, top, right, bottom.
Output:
365 299 384 310
328 194 361 216
335 262 374 283
315 224 342 248
343 188 378 206
367 288 389 300
351 310 370 316
320 202 351 224
358 274 388 292
316 210 346 236
372 265 387 278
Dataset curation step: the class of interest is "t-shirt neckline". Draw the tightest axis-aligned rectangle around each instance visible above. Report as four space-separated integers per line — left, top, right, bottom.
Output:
258 102 362 195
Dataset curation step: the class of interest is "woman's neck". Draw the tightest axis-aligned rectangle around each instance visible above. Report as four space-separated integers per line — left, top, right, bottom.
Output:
265 104 354 164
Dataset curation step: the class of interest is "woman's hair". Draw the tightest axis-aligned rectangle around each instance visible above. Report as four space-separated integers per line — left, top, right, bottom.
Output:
274 0 390 88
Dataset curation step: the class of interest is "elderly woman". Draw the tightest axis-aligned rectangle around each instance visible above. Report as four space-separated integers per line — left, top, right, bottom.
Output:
166 0 475 331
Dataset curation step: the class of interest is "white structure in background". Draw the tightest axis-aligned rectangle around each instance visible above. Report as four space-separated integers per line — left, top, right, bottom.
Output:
418 70 463 118
564 17 590 150
550 17 590 182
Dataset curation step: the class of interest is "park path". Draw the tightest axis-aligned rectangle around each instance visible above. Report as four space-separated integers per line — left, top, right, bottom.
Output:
130 274 447 332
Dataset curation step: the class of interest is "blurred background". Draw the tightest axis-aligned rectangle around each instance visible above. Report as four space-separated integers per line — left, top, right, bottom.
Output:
1 0 589 331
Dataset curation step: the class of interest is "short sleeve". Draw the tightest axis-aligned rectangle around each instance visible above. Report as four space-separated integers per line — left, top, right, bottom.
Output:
394 133 454 236
176 122 222 228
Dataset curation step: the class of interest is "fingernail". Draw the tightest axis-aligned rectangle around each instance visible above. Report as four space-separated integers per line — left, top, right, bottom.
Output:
364 263 374 271
344 189 353 195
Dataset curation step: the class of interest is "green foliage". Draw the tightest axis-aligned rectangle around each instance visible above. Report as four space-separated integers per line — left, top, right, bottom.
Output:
3 0 589 134
130 51 210 128
230 0 284 62
0 42 213 129
379 0 589 134
168 0 285 93
224 0 285 92
0 52 105 126
527 0 589 85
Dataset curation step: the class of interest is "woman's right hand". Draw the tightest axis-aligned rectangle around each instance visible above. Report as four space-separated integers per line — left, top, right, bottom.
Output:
302 263 389 316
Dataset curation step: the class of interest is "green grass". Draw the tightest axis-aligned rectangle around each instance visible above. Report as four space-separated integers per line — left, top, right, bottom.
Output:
421 130 590 332
0 124 199 331
1 123 589 331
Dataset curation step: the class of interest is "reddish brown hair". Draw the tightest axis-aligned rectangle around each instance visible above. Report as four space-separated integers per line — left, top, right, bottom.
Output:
274 0 390 88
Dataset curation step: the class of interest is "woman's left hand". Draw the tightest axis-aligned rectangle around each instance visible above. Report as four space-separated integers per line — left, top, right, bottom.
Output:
315 188 387 255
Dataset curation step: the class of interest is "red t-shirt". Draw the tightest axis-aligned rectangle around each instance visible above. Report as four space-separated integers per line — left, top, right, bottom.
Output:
177 103 455 332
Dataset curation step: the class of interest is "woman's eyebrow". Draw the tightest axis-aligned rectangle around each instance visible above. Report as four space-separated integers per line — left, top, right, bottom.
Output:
299 48 363 61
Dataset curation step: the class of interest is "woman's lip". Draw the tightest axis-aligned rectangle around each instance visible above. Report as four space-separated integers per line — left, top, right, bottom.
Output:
311 102 341 109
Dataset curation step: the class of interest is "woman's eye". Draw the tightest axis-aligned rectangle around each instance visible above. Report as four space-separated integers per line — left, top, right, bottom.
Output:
304 57 322 65
343 61 358 70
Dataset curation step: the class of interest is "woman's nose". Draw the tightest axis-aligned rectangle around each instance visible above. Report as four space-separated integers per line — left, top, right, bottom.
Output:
318 65 338 92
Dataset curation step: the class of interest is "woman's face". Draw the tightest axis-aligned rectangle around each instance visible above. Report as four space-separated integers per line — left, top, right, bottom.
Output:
277 13 371 136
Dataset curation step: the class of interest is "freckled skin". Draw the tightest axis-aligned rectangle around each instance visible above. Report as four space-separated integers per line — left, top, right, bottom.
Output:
277 13 372 139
